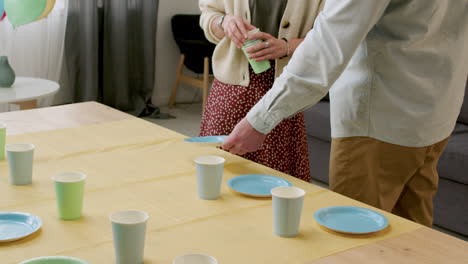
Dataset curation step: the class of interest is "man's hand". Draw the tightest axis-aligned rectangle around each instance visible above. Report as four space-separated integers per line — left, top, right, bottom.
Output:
222 118 267 155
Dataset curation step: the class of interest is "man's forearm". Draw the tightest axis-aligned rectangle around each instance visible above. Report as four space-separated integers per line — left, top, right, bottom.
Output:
247 0 391 134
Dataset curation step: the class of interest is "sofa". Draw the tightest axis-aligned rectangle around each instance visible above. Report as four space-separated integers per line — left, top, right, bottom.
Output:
304 79 468 236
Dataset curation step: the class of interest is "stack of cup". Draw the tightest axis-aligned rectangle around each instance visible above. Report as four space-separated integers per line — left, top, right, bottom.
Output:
194 156 225 200
241 28 271 74
271 186 306 238
6 143 35 185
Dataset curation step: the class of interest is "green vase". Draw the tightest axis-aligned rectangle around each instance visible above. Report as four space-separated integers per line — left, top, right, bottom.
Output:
0 56 16 88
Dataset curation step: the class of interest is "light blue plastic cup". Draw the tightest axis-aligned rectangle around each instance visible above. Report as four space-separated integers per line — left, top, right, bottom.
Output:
194 156 225 200
6 143 35 185
271 186 306 238
110 210 149 264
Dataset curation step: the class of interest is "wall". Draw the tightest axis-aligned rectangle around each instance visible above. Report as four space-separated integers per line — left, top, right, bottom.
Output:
151 0 201 107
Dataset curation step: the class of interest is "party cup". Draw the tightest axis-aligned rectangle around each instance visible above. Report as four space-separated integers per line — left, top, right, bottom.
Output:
241 28 271 74
6 143 34 185
110 210 149 264
52 172 86 220
194 156 225 200
173 254 218 264
271 186 306 237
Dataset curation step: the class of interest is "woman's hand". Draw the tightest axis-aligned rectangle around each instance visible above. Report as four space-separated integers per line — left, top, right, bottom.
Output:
222 15 256 48
245 31 287 61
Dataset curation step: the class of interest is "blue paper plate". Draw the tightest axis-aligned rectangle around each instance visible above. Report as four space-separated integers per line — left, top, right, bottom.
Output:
227 174 292 197
184 136 228 143
18 256 90 264
314 206 389 234
0 212 42 242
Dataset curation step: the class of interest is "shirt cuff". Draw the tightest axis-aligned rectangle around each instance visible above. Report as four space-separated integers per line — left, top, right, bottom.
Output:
246 104 283 134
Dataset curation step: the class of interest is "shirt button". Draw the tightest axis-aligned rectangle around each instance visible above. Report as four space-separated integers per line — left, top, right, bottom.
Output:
282 20 290 29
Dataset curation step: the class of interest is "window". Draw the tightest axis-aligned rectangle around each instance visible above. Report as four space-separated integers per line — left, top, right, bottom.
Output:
51 0 67 16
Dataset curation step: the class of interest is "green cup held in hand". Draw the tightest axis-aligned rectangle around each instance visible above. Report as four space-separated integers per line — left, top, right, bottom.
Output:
242 28 271 74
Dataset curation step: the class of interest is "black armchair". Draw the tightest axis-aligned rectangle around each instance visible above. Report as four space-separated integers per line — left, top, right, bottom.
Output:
168 14 216 110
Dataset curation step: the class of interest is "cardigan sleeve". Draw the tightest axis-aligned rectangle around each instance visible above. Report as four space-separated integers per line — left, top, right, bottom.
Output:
199 0 225 44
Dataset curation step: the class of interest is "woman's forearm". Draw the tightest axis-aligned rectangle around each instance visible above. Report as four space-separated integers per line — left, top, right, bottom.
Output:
211 15 226 40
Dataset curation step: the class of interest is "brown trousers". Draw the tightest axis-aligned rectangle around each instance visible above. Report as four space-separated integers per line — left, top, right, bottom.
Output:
330 137 449 227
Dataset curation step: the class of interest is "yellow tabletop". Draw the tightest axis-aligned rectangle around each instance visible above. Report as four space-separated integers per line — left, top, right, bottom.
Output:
1 117 421 263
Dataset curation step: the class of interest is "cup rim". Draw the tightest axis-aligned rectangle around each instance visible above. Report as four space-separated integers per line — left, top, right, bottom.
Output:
52 172 87 183
194 156 225 165
243 28 261 47
173 253 218 264
6 143 35 152
243 39 262 48
109 210 149 225
18 256 89 264
247 28 260 35
271 186 305 199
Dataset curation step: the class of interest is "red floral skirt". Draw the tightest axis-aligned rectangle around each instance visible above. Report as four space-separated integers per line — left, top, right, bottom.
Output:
199 66 311 182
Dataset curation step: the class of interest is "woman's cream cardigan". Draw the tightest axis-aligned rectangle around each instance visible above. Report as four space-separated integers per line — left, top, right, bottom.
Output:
199 0 323 87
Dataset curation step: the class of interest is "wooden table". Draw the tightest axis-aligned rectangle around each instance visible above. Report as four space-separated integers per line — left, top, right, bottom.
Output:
2 102 467 263
2 102 132 136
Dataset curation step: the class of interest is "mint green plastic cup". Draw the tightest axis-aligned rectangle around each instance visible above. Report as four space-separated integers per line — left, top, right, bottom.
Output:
52 172 87 220
0 122 6 160
18 256 90 264
242 29 271 74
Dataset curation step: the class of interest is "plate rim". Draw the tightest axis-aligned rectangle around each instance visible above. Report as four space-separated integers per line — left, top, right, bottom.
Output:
227 174 292 197
0 211 43 242
313 206 389 234
184 135 227 143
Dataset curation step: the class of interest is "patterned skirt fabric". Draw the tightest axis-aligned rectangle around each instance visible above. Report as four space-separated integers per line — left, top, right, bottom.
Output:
199 66 311 182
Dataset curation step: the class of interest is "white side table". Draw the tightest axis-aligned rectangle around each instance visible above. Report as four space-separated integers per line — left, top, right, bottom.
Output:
0 77 60 110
